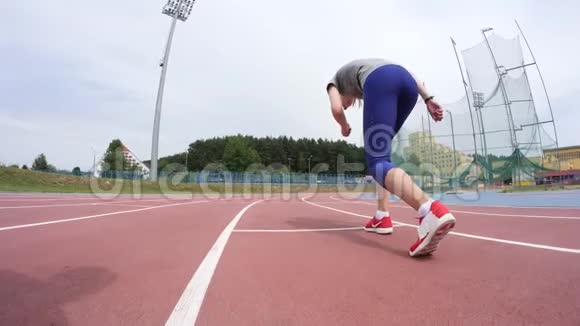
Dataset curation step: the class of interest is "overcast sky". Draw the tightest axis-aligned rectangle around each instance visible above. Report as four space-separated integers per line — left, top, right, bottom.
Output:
1 0 579 170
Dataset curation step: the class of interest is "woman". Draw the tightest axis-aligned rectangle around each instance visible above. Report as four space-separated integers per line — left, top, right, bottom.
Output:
326 58 456 257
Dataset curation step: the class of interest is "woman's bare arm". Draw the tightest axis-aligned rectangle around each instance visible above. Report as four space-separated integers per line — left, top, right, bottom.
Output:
407 70 444 122
327 85 351 135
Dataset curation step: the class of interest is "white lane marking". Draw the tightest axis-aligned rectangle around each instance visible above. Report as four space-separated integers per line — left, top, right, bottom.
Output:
0 196 209 202
105 203 153 208
0 198 190 210
300 199 405 226
329 196 580 220
0 196 99 201
0 196 129 202
165 200 262 326
444 231 580 254
447 209 580 220
234 226 365 233
329 195 580 210
0 194 197 200
329 196 408 208
0 201 207 232
302 198 580 254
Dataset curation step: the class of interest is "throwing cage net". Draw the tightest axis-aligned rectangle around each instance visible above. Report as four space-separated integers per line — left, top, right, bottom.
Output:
387 27 559 191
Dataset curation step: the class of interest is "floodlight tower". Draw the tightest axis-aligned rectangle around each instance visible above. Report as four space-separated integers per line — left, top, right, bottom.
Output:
150 0 196 181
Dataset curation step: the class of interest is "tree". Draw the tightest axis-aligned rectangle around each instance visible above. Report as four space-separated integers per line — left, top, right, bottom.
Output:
32 154 49 171
102 139 125 172
72 167 82 176
100 139 138 176
21 165 28 170
156 135 368 174
222 136 261 172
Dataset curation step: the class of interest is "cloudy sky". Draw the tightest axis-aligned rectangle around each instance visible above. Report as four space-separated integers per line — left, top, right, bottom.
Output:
1 0 579 170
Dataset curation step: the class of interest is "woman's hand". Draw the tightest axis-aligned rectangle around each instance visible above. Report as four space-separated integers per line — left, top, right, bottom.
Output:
341 123 351 137
426 99 444 122
408 71 444 122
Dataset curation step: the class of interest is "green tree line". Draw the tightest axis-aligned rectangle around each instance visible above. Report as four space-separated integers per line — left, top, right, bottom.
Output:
145 135 367 174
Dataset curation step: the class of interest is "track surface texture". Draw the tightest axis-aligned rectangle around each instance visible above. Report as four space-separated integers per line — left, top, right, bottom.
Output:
1 192 579 326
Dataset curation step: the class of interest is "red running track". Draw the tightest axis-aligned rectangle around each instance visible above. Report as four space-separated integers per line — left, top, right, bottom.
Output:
0 193 579 325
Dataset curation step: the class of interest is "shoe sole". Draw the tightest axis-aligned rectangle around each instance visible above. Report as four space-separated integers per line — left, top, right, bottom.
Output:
363 227 393 235
409 214 455 257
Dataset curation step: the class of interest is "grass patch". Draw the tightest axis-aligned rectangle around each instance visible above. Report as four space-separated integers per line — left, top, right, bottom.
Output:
0 167 375 195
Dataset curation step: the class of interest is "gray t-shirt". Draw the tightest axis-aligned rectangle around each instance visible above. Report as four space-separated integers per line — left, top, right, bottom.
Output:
327 58 395 99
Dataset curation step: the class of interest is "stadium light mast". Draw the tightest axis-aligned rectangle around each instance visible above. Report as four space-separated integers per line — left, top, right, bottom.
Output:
445 110 458 180
150 0 196 181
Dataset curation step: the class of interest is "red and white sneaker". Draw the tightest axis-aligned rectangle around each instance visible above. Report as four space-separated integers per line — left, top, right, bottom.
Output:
364 216 393 235
409 201 456 257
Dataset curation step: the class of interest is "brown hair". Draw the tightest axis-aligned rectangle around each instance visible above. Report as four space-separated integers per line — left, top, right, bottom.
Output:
352 98 363 109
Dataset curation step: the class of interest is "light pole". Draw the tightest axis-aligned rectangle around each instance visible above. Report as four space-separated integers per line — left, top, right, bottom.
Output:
91 147 97 179
446 110 457 183
150 0 196 181
307 155 313 184
287 157 293 184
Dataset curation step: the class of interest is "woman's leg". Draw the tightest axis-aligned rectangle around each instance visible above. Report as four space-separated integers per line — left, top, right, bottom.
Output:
362 65 400 234
384 167 428 210
376 181 390 213
363 65 423 204
363 65 456 256
383 67 430 211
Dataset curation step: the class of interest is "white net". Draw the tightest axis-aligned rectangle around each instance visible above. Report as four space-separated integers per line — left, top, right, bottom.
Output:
391 30 558 188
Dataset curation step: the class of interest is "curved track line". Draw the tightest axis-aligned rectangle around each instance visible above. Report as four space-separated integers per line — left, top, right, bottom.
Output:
234 227 364 233
0 198 190 210
329 196 580 220
297 199 405 226
329 195 580 210
0 201 207 232
302 198 580 254
165 200 263 326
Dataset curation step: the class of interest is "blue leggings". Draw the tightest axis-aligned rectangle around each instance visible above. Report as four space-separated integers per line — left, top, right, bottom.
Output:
363 64 418 187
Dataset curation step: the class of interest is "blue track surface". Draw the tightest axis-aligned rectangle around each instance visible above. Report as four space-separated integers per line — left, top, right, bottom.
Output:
358 189 580 208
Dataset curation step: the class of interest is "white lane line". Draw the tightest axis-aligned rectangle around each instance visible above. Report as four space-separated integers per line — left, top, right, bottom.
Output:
105 203 153 208
0 201 207 232
301 199 405 226
165 200 262 326
444 232 580 254
0 198 190 210
0 195 189 201
302 201 357 205
447 209 580 220
329 196 580 220
302 198 580 254
234 227 364 233
0 196 117 202
329 196 408 208
329 195 580 210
